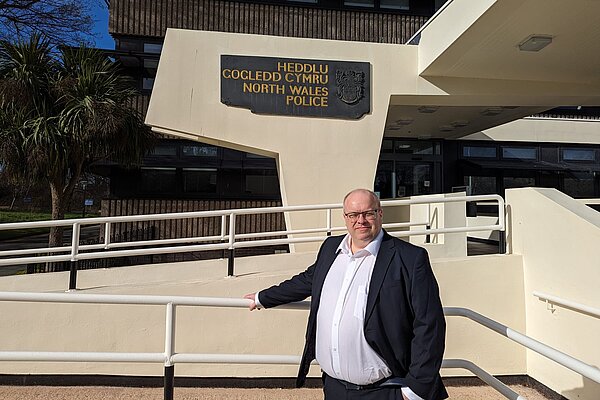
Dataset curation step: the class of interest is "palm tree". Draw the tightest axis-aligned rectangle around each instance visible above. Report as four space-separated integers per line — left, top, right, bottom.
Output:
0 35 156 248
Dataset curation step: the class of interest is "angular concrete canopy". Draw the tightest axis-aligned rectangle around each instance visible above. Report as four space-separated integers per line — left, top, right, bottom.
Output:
146 0 600 235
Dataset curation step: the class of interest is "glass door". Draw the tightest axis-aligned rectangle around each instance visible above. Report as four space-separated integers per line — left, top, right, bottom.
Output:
395 162 433 197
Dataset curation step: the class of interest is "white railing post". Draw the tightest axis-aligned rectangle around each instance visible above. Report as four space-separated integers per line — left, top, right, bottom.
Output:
164 302 176 400
68 222 81 291
227 213 236 276
104 222 111 250
326 209 332 236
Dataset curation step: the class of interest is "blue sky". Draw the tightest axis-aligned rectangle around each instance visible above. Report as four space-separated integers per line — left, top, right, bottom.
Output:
91 1 114 49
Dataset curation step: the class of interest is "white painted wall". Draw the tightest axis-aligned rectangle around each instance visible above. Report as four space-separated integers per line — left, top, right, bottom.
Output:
507 187 600 400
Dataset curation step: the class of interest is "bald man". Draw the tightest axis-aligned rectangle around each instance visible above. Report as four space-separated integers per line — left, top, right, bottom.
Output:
245 189 447 400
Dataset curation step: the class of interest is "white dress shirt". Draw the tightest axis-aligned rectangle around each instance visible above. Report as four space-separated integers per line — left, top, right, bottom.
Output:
316 230 422 400
256 230 423 399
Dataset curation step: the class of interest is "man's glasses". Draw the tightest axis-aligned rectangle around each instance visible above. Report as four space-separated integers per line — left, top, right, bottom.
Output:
344 209 379 223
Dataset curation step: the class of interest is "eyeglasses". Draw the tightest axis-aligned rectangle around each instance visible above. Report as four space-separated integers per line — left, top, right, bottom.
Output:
344 209 380 222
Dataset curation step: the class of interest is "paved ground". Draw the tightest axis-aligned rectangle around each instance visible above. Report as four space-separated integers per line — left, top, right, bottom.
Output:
0 384 553 400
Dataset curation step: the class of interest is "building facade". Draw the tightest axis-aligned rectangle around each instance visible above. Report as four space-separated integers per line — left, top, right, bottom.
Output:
106 0 600 207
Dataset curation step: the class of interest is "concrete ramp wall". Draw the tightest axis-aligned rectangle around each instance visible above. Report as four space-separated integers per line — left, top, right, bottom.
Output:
0 251 524 379
507 188 600 400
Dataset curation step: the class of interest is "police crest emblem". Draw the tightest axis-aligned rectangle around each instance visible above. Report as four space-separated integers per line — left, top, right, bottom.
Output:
335 70 365 105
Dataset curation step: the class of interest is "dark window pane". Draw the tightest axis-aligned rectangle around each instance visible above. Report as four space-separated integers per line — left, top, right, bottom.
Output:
143 43 163 54
463 146 496 158
381 139 393 153
345 0 374 7
564 172 595 197
245 171 279 195
142 77 154 90
183 169 217 193
374 160 394 199
562 148 596 162
141 168 177 193
503 177 535 189
182 145 218 157
380 0 409 9
502 147 537 160
151 145 177 156
464 176 497 195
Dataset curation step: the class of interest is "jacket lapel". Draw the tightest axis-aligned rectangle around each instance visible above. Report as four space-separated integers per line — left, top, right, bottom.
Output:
364 232 394 322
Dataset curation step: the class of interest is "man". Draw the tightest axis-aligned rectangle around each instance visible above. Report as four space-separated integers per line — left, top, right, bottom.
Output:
244 189 447 400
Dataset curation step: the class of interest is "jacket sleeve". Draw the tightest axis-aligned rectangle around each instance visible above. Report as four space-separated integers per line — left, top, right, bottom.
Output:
258 262 316 308
257 238 332 308
404 247 446 400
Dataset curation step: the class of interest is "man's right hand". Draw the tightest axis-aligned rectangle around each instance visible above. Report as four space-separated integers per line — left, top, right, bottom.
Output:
243 293 258 310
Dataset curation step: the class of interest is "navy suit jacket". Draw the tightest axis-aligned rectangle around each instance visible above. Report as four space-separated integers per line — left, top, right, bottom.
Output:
259 231 448 400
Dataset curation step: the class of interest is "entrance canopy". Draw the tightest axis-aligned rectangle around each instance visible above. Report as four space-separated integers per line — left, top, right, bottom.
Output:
146 0 600 232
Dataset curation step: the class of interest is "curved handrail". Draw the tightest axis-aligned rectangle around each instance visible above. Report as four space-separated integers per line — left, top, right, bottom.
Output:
533 291 600 320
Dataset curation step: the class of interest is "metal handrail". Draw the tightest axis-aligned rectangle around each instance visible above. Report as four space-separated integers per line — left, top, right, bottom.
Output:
0 292 598 390
0 291 534 400
533 292 600 320
444 307 600 384
0 195 505 272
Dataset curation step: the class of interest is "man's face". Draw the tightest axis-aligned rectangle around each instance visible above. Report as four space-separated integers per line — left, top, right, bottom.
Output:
343 191 383 249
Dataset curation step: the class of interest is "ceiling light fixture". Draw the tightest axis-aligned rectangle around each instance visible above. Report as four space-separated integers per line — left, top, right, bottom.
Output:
450 120 469 128
518 34 553 52
395 117 414 125
481 107 503 116
417 106 439 113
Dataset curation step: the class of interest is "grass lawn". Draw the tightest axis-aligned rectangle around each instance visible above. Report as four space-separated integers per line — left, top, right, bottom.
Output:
0 211 96 241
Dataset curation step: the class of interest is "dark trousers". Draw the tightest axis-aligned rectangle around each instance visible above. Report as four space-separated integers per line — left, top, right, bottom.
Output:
323 374 405 400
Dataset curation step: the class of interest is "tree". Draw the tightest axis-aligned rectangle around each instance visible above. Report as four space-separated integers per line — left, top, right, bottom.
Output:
0 0 100 45
0 35 156 247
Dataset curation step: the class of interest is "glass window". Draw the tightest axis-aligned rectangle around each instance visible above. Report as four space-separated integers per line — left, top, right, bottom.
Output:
150 145 177 156
562 148 596 162
463 176 497 195
141 168 177 193
380 139 393 154
182 145 218 157
245 171 279 195
142 77 154 90
345 0 374 7
143 43 163 54
246 153 269 159
143 59 158 70
183 168 217 193
564 172 595 198
462 146 496 158
380 0 409 9
503 177 535 190
502 147 537 160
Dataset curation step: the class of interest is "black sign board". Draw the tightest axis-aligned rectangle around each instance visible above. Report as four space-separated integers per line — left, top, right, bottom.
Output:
221 55 370 119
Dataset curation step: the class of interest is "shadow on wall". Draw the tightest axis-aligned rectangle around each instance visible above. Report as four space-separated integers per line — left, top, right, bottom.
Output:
561 373 600 400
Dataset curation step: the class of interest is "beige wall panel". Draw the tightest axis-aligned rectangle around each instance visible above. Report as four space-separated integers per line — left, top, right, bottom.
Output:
506 188 600 400
147 29 422 249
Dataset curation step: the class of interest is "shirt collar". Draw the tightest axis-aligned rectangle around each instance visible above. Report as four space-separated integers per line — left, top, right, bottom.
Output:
337 229 384 257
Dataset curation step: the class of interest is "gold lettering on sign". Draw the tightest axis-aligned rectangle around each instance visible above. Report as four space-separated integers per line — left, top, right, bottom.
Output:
223 59 335 109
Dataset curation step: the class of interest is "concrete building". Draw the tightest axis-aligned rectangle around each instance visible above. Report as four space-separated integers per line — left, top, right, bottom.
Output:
0 1 599 400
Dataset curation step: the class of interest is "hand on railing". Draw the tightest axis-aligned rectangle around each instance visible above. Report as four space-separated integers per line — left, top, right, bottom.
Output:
243 293 259 311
